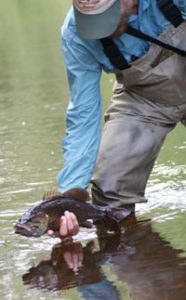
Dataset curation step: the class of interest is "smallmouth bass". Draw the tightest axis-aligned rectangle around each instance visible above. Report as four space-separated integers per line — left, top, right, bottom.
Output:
15 189 131 237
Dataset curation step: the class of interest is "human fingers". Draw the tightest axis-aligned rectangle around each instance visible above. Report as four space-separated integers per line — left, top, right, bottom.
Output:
47 229 61 238
68 212 79 236
64 211 74 236
59 215 68 237
59 211 79 237
47 229 55 237
48 212 79 238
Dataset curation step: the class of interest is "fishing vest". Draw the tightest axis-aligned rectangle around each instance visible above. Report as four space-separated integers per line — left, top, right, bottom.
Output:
100 0 186 70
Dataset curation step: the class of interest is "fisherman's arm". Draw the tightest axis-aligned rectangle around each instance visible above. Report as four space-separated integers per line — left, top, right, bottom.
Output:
51 22 102 238
57 27 102 194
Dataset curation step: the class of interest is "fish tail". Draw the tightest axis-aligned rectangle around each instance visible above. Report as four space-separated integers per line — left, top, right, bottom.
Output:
104 207 132 228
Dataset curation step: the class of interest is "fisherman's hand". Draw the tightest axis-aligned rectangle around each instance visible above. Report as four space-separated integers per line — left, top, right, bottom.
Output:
48 211 79 239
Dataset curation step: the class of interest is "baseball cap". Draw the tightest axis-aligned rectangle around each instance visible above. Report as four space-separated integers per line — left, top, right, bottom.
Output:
73 0 120 39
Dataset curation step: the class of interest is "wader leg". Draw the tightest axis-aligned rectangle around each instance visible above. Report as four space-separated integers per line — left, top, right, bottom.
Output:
91 92 176 208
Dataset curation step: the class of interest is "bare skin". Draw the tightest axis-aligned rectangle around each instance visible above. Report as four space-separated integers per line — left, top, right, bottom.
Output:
111 0 138 38
47 211 79 239
49 0 139 239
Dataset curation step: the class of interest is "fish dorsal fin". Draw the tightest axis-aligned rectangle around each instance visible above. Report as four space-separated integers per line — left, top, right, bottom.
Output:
42 188 90 202
62 188 90 202
42 190 63 201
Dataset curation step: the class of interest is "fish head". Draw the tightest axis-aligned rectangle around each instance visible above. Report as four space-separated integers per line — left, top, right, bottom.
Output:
15 210 49 237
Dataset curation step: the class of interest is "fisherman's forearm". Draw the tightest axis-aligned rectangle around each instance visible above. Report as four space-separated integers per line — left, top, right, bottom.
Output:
57 99 102 192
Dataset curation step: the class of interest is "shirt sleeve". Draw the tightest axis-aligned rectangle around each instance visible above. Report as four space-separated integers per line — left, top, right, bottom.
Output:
57 30 102 192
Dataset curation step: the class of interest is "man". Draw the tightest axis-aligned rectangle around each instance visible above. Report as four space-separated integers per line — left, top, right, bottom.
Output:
48 0 186 238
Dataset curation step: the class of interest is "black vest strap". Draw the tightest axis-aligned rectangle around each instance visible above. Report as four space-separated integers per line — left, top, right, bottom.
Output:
100 0 185 70
100 37 130 70
157 0 184 27
126 26 186 57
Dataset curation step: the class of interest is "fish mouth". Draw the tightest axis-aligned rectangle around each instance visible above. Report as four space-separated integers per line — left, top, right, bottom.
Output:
14 224 33 237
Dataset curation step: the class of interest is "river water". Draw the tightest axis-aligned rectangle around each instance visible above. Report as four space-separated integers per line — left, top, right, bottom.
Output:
0 1 186 300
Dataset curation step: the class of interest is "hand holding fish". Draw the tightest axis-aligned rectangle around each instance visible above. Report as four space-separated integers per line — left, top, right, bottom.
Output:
14 189 132 238
47 211 79 239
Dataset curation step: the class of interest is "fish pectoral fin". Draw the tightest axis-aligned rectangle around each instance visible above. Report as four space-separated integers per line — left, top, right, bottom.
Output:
62 188 90 202
80 219 93 228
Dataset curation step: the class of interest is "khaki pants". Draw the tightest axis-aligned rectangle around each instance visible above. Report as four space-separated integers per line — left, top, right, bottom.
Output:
91 22 186 207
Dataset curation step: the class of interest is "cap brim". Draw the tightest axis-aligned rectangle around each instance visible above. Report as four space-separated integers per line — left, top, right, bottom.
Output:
74 0 120 39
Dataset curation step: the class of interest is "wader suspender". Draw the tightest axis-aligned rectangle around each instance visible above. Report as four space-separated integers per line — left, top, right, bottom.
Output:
100 0 186 70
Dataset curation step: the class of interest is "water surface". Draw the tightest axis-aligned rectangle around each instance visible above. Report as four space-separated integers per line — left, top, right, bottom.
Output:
0 1 186 299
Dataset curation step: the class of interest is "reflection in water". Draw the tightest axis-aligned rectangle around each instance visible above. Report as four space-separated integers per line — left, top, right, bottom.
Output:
23 234 119 294
23 221 186 299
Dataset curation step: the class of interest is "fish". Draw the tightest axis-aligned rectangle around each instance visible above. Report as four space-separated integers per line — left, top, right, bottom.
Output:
14 189 132 237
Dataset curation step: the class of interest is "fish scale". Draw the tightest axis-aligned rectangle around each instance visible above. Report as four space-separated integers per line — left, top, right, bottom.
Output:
15 190 132 237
